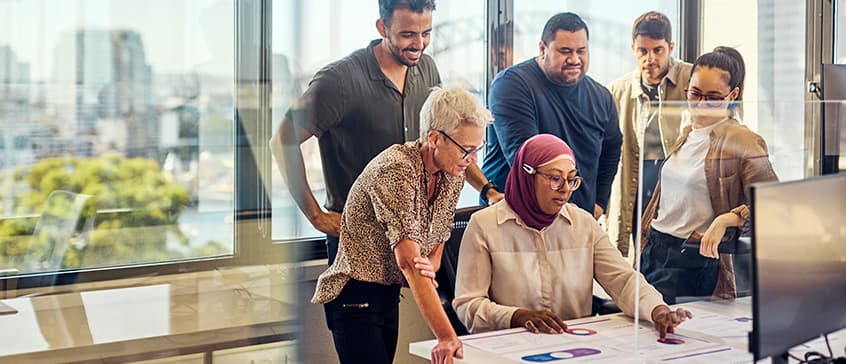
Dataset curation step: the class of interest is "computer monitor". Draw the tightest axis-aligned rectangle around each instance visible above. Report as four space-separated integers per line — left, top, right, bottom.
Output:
750 173 846 362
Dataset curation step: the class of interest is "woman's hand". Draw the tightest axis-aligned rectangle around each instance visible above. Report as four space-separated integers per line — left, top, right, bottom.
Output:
700 212 743 258
510 309 567 334
413 257 438 288
431 336 463 364
651 305 693 339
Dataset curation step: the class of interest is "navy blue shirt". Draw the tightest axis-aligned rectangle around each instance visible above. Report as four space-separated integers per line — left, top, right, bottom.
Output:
482 58 622 213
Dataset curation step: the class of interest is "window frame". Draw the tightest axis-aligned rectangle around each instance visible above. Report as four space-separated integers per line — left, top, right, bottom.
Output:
1 0 290 293
6 0 838 291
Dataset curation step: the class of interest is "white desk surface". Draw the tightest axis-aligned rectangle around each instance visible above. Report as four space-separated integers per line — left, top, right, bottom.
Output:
410 298 846 363
0 265 296 364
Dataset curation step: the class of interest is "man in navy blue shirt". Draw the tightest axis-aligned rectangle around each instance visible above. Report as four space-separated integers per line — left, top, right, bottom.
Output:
473 12 621 219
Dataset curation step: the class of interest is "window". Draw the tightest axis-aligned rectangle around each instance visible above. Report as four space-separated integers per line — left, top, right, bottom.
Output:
702 0 806 181
0 0 242 278
513 1 680 85
270 1 486 241
837 0 845 63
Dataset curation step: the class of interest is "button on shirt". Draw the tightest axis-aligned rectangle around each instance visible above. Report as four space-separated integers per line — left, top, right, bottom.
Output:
453 201 665 333
312 142 464 304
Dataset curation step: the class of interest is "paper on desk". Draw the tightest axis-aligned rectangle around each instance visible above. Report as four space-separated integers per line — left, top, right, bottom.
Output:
790 328 846 359
657 346 752 363
674 307 752 342
463 315 732 363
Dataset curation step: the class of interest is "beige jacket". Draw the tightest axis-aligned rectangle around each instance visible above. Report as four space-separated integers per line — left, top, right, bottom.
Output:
639 118 779 298
606 58 693 256
453 201 665 333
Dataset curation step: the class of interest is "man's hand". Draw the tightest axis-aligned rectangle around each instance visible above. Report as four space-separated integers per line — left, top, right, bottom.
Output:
510 309 567 334
310 210 341 237
593 204 605 220
431 336 463 364
487 190 504 205
413 256 439 288
651 305 693 339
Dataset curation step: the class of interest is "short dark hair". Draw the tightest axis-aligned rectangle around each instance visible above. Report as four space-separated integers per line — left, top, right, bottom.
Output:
378 0 436 25
541 12 589 44
632 11 673 43
691 46 746 102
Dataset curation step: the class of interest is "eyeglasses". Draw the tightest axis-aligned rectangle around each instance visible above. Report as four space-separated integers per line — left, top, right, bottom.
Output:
685 88 731 102
437 130 486 160
522 163 582 191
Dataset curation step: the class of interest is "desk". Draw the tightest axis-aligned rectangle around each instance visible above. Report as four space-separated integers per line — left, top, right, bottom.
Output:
410 298 846 363
0 265 296 364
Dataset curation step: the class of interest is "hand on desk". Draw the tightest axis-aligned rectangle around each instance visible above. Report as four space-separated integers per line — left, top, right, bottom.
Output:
431 336 463 364
413 257 438 288
511 309 567 334
651 305 693 339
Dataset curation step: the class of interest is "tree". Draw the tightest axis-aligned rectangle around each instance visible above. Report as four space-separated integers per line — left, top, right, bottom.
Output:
0 153 209 272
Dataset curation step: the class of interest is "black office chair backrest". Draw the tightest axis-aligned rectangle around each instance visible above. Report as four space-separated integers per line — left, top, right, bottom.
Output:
436 205 486 335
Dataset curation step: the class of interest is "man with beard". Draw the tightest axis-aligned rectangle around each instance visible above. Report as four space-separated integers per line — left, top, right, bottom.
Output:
474 12 621 222
271 0 440 265
606 11 692 256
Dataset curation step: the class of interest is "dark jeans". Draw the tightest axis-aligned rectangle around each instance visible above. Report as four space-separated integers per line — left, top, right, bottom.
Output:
641 228 720 304
631 159 663 228
326 235 339 266
324 279 402 364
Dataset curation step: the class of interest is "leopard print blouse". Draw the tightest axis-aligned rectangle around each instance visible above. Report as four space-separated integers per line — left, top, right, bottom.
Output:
312 141 464 304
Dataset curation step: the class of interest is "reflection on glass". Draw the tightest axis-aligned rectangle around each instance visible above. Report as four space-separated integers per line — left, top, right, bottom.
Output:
0 298 49 355
0 0 237 275
837 0 845 64
514 1 679 85
82 285 170 343
270 1 486 240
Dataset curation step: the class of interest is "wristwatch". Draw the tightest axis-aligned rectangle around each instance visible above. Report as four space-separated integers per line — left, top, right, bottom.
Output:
480 181 499 204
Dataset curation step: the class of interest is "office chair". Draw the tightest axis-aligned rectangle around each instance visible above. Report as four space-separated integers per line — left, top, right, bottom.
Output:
435 205 485 336
18 190 92 275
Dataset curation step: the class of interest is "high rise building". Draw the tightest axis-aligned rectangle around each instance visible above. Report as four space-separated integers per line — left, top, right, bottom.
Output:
51 28 157 158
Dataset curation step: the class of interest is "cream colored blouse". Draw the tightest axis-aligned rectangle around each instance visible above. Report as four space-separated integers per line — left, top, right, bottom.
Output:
453 201 666 333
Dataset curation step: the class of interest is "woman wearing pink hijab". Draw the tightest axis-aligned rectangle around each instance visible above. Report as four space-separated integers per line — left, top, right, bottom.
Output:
453 134 691 338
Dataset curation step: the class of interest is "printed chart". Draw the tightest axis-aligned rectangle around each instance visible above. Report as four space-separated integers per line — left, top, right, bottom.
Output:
461 315 727 363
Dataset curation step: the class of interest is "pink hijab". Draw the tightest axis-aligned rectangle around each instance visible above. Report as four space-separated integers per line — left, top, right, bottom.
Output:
504 134 576 230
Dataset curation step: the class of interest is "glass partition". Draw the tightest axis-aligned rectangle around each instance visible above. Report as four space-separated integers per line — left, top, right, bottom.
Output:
270 0 487 241
0 0 237 277
628 100 845 362
513 1 680 85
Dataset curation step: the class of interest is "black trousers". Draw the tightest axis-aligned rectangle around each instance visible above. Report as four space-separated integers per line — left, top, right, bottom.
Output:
641 228 720 304
324 279 402 364
326 234 339 266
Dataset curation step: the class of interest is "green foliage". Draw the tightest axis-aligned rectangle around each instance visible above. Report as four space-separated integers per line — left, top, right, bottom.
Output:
0 153 203 272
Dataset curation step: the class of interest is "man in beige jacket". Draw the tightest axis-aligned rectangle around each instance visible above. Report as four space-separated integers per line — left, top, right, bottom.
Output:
607 11 692 256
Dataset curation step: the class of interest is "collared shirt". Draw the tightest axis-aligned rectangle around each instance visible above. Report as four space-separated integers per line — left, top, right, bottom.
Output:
605 57 693 255
482 58 622 213
453 201 665 333
286 39 441 212
312 142 464 304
